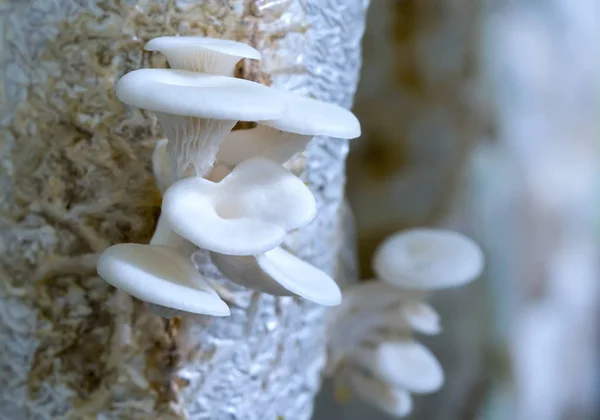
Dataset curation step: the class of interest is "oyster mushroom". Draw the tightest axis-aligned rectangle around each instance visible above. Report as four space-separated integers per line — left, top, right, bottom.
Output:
373 228 484 290
217 89 361 167
145 36 260 76
353 340 444 394
162 157 316 256
116 69 284 177
341 367 413 417
399 301 441 335
97 243 230 318
210 246 341 306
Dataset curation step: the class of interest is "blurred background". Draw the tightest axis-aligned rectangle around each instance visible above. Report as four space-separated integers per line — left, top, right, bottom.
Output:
315 0 599 419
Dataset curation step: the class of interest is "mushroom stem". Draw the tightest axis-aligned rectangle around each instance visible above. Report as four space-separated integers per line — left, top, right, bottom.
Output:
156 113 236 178
150 214 196 257
173 51 242 76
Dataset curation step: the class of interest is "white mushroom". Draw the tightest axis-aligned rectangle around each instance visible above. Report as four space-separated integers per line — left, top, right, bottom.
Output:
97 243 230 317
210 247 341 306
162 157 316 256
116 69 284 177
373 228 484 290
353 340 444 394
217 89 361 166
145 36 260 76
342 367 413 417
399 301 441 335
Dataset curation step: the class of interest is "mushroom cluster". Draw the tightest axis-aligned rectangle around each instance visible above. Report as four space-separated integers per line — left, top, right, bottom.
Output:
327 228 484 417
96 36 361 317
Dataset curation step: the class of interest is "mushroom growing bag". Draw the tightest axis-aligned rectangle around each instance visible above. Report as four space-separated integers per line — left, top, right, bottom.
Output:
0 0 368 419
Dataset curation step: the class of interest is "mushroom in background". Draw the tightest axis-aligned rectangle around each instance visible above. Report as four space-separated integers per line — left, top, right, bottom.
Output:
327 228 484 417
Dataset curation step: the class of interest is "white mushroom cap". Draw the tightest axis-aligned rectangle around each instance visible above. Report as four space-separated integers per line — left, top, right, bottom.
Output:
210 247 341 306
145 36 260 75
343 368 413 417
262 88 361 139
97 243 230 316
216 90 361 166
354 340 444 394
217 125 312 167
373 229 484 290
162 157 316 256
400 301 442 335
116 69 284 176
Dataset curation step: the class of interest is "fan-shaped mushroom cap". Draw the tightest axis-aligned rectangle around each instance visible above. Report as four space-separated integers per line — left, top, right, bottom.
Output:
145 36 260 75
211 247 341 306
162 157 316 256
217 90 361 166
217 125 312 167
373 229 484 290
116 69 281 120
354 339 444 394
97 243 230 316
263 88 361 139
116 69 285 176
400 301 441 335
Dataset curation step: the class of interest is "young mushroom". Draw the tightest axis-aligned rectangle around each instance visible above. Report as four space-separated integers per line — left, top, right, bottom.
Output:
145 36 261 76
373 228 484 290
116 69 285 177
217 89 361 167
340 367 413 418
326 228 484 417
97 244 230 318
210 246 342 306
162 157 315 256
352 340 444 394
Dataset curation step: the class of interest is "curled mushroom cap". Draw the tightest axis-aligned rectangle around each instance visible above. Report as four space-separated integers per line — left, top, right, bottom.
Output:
373 229 484 290
116 69 284 176
354 340 444 394
217 125 311 167
97 243 230 317
217 90 361 166
343 368 413 417
210 247 342 306
145 36 260 75
162 157 316 256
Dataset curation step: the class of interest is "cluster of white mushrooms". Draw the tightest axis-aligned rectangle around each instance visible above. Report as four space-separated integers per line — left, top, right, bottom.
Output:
96 36 361 317
327 229 484 417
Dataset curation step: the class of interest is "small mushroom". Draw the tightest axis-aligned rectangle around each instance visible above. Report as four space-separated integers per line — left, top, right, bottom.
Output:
145 36 261 76
399 301 441 335
116 69 285 177
373 229 484 290
342 367 413 417
217 89 361 166
353 340 444 394
162 157 316 256
210 247 341 306
97 243 230 317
